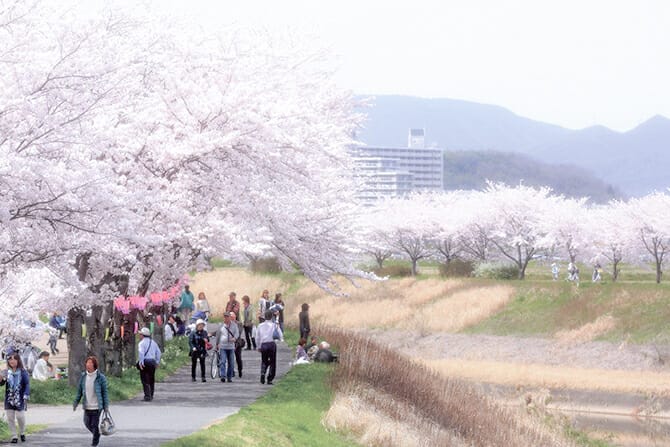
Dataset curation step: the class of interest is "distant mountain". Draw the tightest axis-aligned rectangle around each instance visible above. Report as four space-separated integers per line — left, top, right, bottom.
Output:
443 150 621 203
356 95 670 196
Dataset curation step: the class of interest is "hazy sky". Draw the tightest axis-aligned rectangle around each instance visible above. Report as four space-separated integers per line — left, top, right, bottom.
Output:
166 0 669 132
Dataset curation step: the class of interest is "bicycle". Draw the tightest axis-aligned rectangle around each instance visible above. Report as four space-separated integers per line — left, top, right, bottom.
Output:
210 347 221 379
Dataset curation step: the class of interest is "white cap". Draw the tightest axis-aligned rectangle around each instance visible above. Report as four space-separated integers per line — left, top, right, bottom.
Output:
140 327 151 337
195 319 205 327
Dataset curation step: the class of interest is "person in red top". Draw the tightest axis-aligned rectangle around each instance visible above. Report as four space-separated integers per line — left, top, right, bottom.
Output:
225 292 240 316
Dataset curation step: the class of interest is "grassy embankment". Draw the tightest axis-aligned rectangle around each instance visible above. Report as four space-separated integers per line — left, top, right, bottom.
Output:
164 329 359 447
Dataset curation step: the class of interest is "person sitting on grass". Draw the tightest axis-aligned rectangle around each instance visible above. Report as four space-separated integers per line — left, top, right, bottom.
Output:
314 341 335 363
307 337 320 360
32 351 54 381
295 338 309 364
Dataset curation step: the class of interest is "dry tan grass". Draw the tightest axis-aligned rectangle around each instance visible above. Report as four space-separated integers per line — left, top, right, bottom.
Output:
324 387 466 447
190 269 287 317
554 315 619 345
401 285 515 333
294 278 464 330
423 358 670 395
320 326 576 447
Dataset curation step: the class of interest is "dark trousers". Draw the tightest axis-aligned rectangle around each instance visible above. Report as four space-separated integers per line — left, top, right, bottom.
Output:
235 345 243 375
244 326 256 349
84 409 101 446
260 342 277 382
191 353 205 379
140 362 156 399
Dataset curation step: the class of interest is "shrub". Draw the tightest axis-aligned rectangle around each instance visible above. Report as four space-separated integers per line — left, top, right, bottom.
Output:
474 262 520 280
250 257 282 274
439 259 475 277
372 264 413 278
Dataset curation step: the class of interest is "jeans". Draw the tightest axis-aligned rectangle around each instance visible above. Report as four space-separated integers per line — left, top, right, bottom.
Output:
260 342 277 383
84 409 101 446
219 348 234 379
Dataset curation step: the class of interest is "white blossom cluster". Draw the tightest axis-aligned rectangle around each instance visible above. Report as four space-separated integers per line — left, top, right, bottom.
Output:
0 1 371 344
358 183 670 281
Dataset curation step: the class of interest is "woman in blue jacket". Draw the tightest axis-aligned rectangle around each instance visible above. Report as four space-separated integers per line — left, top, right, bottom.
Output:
73 356 109 447
0 352 30 443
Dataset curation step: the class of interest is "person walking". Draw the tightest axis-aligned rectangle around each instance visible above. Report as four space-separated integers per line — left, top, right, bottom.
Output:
299 303 310 340
274 293 285 333
1 353 30 444
137 327 161 401
225 291 240 317
179 285 195 323
230 312 244 378
258 289 272 323
188 319 209 382
241 295 256 350
215 312 238 382
257 310 282 385
73 356 109 447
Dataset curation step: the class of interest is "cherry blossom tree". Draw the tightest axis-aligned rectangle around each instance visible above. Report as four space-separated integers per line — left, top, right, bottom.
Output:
624 192 670 283
483 183 556 279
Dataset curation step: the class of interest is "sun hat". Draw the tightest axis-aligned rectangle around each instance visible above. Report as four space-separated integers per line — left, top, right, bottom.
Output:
140 327 151 337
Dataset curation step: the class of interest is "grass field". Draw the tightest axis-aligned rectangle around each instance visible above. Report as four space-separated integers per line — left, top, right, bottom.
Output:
164 362 357 447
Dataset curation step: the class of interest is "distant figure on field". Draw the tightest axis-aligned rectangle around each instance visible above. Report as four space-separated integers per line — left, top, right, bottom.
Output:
592 263 602 282
551 263 559 281
164 315 177 341
174 316 186 336
225 292 240 317
299 303 311 340
567 262 579 282
179 285 195 323
314 341 335 363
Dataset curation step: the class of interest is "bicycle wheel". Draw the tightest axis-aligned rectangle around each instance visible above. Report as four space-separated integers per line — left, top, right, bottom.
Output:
210 350 219 379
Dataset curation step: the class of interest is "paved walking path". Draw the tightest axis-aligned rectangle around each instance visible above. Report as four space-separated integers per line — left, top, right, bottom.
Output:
23 340 292 446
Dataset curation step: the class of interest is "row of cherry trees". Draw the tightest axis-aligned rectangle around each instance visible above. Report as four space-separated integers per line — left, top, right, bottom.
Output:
359 184 670 282
0 1 370 382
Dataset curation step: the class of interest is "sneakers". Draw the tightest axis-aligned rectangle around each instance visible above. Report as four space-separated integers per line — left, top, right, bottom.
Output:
238 371 243 378
10 438 17 444
267 380 273 385
202 378 206 382
20 435 25 442
260 375 265 384
220 378 226 383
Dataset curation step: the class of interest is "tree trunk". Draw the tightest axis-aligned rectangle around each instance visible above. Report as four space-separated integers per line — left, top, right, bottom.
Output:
656 261 662 284
85 305 105 373
67 307 87 386
612 262 620 282
122 309 138 370
107 309 123 377
376 255 384 269
411 258 418 276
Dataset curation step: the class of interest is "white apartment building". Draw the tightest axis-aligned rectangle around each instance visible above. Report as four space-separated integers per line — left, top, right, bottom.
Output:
352 129 444 204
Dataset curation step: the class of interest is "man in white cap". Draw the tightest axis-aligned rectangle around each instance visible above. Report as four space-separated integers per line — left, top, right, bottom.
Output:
138 327 161 401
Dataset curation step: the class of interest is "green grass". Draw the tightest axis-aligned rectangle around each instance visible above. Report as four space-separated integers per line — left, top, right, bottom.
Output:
465 279 670 343
210 258 236 269
30 336 191 404
163 363 357 447
164 329 355 447
565 425 615 447
0 422 47 441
